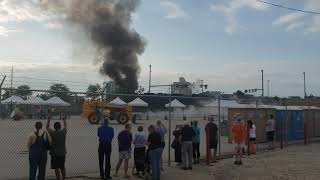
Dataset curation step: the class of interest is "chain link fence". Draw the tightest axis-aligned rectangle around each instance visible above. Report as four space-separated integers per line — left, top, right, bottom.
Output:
0 85 320 179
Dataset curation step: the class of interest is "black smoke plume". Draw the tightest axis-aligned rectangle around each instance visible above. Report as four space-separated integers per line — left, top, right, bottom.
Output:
41 0 145 93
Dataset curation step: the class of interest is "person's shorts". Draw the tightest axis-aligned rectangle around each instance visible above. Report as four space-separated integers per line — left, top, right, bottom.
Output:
119 150 131 160
51 156 66 170
250 138 256 142
267 131 275 141
233 142 245 148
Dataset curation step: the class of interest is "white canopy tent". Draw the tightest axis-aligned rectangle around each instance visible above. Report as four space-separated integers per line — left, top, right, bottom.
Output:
206 100 255 108
109 97 127 105
46 96 70 107
165 99 186 108
1 95 25 104
22 96 47 105
128 97 148 107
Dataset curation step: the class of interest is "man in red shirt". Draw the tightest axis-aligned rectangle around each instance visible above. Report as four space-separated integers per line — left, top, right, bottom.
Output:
231 114 246 165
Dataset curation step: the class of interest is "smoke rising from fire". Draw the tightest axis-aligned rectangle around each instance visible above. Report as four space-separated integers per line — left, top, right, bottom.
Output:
41 0 145 93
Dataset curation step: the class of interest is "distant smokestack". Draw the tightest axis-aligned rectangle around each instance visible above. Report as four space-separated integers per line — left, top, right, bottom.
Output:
41 0 145 93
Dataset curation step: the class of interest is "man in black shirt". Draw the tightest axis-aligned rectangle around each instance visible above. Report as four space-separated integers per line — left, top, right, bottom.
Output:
205 119 218 163
180 122 195 170
147 125 163 180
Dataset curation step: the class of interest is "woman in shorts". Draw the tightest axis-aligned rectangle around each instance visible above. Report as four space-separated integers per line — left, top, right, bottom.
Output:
248 120 256 154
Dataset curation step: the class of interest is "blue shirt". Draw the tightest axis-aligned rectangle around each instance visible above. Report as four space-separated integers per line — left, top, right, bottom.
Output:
118 130 133 151
98 125 114 143
156 127 167 142
134 132 147 148
193 126 200 143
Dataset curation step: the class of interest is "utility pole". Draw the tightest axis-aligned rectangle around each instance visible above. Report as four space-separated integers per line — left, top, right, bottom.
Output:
303 72 306 98
261 70 264 98
148 65 151 93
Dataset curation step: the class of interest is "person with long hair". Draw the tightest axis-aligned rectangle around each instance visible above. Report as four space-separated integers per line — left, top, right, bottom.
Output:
248 120 256 154
28 121 52 180
147 125 163 180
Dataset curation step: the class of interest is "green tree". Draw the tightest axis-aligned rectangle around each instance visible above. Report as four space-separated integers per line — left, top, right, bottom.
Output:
49 83 71 102
15 85 32 99
234 90 245 97
86 84 102 100
2 90 12 99
37 93 50 100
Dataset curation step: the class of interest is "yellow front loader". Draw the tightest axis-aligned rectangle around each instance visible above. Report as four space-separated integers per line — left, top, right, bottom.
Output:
80 100 136 124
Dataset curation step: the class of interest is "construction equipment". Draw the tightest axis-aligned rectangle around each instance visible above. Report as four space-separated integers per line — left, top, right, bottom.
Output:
80 100 136 124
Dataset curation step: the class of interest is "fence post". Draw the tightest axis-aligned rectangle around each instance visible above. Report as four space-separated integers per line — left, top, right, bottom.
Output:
168 86 172 167
247 122 250 156
280 122 284 149
304 120 308 145
218 96 221 161
254 98 258 152
0 75 6 120
0 86 2 120
206 128 210 165
285 104 288 146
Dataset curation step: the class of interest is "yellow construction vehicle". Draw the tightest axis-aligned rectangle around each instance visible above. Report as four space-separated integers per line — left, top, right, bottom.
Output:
80 100 136 124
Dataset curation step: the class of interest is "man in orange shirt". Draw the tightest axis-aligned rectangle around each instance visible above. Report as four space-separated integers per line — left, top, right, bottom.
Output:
231 114 246 165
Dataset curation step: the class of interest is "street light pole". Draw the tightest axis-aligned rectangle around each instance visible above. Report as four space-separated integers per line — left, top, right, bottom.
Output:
303 72 306 98
148 65 152 93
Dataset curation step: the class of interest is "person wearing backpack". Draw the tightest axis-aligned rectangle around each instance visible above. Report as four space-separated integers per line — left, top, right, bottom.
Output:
28 121 52 180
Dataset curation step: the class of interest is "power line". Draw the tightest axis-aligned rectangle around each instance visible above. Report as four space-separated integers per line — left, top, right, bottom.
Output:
10 80 93 88
256 0 320 15
13 76 101 86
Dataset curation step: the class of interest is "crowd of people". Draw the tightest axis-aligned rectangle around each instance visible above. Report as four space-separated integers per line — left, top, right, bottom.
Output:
26 113 275 180
171 119 219 170
98 120 167 180
231 113 275 165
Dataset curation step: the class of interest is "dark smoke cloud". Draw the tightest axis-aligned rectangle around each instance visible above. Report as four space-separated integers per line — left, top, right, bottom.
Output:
41 0 145 93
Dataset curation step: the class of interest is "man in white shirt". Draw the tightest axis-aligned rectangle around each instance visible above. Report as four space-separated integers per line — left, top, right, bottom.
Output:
266 114 275 149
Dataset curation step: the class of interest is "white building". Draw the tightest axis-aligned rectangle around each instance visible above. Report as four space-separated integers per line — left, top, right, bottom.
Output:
172 77 193 96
